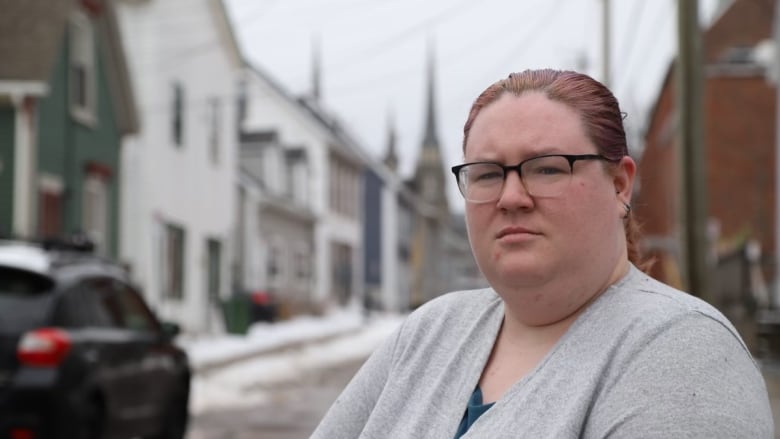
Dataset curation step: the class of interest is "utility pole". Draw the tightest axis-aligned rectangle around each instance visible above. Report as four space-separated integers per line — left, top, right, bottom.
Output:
677 0 711 299
603 0 611 87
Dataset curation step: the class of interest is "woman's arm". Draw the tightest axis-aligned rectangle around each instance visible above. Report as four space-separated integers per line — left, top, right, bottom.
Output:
587 313 774 438
311 323 403 438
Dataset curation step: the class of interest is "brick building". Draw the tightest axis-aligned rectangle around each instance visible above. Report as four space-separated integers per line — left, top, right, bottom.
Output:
635 0 776 294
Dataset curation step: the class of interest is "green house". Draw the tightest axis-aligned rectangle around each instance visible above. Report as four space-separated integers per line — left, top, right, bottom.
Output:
0 0 137 258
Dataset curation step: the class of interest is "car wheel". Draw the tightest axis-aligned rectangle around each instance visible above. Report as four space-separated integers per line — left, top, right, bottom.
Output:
147 384 189 439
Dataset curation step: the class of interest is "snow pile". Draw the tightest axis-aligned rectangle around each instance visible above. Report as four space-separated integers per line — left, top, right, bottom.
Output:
187 312 403 414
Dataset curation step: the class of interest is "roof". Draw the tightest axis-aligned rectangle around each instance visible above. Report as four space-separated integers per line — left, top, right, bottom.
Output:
0 241 51 276
0 0 76 81
0 0 138 134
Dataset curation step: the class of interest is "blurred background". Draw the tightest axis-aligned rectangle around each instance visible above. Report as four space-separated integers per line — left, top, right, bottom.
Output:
2 0 780 437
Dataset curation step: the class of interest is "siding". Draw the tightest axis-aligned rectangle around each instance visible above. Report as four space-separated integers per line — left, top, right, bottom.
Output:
0 108 14 236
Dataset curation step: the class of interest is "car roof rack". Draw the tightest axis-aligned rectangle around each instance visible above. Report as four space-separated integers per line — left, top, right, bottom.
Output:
41 233 95 253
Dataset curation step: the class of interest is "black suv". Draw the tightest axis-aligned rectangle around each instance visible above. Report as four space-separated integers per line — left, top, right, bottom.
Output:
0 239 191 439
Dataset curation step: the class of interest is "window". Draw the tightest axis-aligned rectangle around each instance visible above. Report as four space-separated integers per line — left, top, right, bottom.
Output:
69 11 96 125
82 174 108 254
112 280 159 332
209 97 220 164
206 238 221 302
267 244 281 288
331 242 352 305
172 82 184 146
163 223 186 300
295 249 310 282
38 175 64 239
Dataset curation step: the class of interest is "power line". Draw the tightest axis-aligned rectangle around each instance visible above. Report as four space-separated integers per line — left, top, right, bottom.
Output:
616 0 673 97
616 0 651 70
453 0 568 107
325 0 482 75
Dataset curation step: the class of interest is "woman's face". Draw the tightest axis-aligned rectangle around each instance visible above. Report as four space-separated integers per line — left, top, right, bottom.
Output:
463 92 634 299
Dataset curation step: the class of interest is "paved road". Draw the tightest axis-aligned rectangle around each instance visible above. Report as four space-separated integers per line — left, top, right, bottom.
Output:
187 357 364 439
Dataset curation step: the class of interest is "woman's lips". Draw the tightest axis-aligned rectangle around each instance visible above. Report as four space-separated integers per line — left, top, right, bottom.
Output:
496 226 538 239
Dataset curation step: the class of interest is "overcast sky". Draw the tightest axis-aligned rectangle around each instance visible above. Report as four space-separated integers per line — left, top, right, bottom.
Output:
225 0 719 208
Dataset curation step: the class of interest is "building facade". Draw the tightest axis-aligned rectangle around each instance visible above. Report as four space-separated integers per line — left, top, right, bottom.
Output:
237 66 365 314
115 0 241 332
0 0 137 259
635 0 776 326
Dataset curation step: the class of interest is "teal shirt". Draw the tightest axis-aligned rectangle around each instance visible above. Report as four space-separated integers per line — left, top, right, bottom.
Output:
453 386 494 439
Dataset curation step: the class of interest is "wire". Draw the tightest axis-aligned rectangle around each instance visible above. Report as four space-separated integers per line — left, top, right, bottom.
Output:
614 0 651 82
452 0 568 106
615 0 673 96
325 0 483 74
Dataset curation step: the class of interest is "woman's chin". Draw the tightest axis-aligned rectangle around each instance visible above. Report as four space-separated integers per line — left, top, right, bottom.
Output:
488 258 552 288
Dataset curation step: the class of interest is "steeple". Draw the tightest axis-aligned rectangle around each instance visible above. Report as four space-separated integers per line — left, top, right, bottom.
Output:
413 41 448 213
311 35 322 101
422 43 439 149
383 108 399 172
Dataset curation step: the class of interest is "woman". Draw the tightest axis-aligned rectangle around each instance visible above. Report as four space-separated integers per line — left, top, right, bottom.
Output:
312 69 773 438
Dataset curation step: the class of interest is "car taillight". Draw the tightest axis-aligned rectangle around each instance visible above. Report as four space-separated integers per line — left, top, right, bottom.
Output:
17 328 71 367
10 427 35 439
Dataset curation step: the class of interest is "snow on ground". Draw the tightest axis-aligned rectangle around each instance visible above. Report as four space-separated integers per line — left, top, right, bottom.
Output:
186 311 404 415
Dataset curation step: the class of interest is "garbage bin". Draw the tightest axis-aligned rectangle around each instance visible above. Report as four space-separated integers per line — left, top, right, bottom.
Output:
221 294 251 335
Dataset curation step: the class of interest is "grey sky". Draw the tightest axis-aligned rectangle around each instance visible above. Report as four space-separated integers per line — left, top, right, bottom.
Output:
225 0 718 208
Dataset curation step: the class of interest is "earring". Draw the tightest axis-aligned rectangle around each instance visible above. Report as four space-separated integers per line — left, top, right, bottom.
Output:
623 202 631 219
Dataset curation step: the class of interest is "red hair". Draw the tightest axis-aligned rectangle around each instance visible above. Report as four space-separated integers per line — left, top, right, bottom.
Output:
462 69 651 271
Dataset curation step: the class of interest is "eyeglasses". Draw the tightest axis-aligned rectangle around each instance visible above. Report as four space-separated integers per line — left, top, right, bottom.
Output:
450 154 617 203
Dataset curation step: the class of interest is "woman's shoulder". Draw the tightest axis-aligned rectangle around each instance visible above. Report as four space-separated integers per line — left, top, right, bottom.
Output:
597 265 746 349
395 287 502 344
608 266 727 318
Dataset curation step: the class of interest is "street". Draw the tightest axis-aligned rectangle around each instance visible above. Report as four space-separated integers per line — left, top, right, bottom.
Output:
187 357 364 439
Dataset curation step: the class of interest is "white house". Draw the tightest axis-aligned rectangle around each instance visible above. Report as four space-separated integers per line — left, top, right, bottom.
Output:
237 65 365 313
115 0 242 332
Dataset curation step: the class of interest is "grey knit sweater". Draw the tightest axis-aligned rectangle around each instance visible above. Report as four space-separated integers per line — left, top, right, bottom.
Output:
312 266 774 438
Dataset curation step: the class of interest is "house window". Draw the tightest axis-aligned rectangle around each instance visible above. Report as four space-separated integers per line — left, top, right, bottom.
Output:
206 238 222 302
69 11 96 125
82 174 108 254
295 249 310 282
209 97 220 164
163 223 186 300
38 175 64 239
172 82 184 146
331 242 352 305
267 244 281 288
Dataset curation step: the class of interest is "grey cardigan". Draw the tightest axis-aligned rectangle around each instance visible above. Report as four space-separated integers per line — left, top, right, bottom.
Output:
312 266 774 438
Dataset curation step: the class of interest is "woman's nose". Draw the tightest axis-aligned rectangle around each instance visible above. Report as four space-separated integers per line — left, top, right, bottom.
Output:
496 170 534 210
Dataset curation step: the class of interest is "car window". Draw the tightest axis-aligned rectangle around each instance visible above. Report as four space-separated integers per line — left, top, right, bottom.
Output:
52 279 123 328
112 281 160 332
0 267 56 333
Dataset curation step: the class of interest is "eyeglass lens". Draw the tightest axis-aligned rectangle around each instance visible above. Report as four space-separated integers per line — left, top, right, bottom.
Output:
459 155 574 201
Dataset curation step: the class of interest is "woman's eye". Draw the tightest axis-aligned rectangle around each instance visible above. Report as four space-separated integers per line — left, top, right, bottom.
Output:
473 171 503 182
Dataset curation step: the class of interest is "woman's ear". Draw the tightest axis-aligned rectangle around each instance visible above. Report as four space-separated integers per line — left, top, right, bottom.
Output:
613 155 636 204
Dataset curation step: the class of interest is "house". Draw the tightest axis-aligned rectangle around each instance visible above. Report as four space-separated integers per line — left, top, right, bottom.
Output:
635 0 776 325
237 65 366 315
115 0 242 332
0 0 137 258
236 127 317 316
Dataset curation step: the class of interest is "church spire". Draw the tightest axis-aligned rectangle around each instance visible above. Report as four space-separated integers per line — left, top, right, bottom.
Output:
422 42 439 148
311 35 322 101
383 108 399 172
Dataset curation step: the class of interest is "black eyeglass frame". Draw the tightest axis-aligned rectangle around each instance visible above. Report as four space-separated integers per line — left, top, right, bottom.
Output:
450 153 620 199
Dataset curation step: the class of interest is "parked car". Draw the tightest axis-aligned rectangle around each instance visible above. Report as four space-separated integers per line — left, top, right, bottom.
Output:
0 238 191 439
